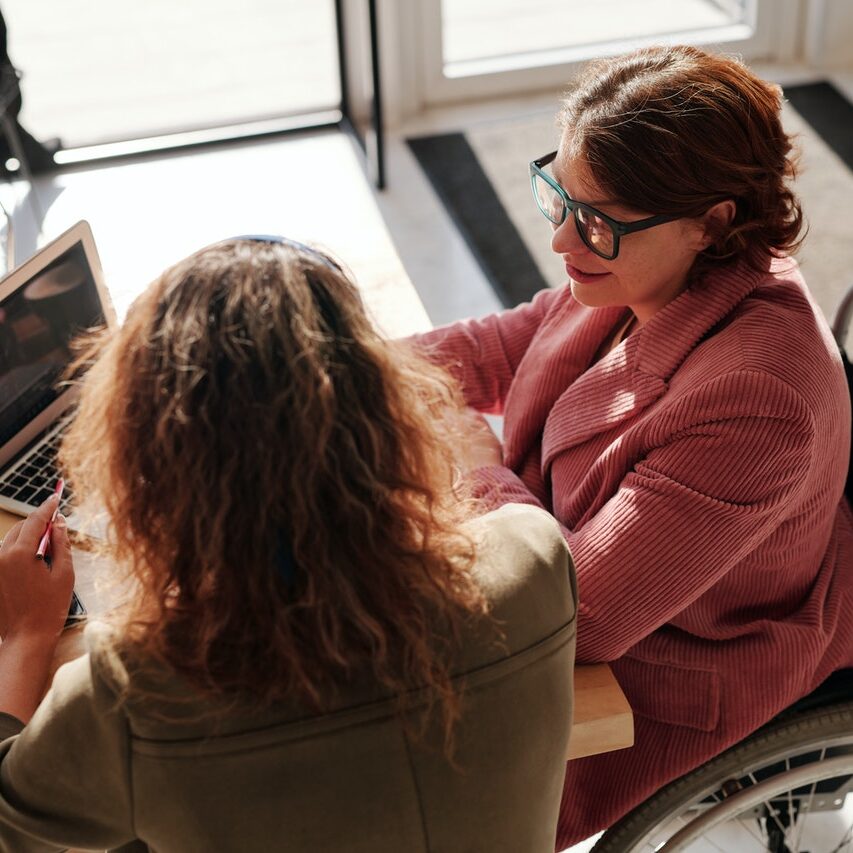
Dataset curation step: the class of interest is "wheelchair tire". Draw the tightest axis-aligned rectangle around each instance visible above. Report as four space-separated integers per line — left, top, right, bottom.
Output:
591 700 853 853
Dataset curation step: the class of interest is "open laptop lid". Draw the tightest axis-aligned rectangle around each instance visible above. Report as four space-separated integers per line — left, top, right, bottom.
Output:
0 220 116 469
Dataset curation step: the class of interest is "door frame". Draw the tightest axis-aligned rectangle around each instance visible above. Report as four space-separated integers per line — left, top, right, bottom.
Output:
377 0 804 126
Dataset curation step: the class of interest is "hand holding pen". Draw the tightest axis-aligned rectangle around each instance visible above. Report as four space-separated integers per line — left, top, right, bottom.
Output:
0 492 76 720
36 479 64 563
0 490 75 644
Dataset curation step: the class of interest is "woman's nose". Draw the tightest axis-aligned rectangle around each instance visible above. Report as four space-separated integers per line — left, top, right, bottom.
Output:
551 213 587 256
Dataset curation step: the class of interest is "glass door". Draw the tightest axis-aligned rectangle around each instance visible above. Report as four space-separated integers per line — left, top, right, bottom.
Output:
416 0 801 105
3 0 341 147
1 0 385 186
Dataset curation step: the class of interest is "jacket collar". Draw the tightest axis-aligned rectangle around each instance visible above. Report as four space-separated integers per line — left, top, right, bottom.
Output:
533 260 770 469
634 260 768 380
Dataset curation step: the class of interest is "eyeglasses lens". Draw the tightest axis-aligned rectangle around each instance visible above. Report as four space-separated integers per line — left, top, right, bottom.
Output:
533 174 565 225
576 207 615 258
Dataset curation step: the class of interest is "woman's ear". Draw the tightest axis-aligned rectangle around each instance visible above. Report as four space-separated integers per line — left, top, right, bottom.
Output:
694 200 736 251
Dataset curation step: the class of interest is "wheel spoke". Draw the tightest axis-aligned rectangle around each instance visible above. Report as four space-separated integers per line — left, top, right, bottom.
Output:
677 804 764 852
748 772 790 839
785 756 795 847
736 815 767 847
656 756 853 851
791 747 826 852
602 704 853 853
828 821 853 853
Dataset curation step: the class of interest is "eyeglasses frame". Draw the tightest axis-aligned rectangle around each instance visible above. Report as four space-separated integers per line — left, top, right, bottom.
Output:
529 150 679 260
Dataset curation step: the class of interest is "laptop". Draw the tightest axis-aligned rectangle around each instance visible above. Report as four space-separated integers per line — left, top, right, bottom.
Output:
0 220 116 527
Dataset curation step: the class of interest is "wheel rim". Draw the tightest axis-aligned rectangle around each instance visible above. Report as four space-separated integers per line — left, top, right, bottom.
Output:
656 754 853 852
616 727 853 853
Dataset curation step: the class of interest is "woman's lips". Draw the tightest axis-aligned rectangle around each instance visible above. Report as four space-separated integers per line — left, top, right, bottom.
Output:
566 263 609 284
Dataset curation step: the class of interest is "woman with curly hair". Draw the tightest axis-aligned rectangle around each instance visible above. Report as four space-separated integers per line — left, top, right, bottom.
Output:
0 237 577 851
414 45 853 848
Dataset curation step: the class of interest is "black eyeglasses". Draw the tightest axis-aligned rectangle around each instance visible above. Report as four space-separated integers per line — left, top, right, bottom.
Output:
529 151 678 260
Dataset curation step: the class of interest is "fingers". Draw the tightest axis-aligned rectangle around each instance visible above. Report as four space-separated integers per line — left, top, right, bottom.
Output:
0 520 24 551
48 515 75 584
0 510 75 643
17 493 61 549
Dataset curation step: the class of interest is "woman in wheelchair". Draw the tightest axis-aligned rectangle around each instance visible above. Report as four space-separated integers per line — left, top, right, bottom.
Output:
414 44 853 850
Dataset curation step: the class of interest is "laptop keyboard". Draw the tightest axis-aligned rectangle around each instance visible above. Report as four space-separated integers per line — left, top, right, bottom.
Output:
0 420 74 511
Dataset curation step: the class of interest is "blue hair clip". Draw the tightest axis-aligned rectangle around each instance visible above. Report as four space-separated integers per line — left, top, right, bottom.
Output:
233 233 288 246
230 234 339 271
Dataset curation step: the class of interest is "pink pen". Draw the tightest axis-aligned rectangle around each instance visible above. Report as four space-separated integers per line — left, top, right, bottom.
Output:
36 479 65 560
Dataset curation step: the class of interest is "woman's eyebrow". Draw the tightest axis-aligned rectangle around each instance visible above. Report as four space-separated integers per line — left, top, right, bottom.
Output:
551 161 618 208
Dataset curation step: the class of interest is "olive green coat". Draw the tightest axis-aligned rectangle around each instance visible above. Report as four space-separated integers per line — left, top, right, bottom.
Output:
0 504 577 852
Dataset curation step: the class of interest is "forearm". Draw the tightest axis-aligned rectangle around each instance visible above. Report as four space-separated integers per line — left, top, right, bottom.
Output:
466 465 552 515
412 286 563 412
0 632 57 723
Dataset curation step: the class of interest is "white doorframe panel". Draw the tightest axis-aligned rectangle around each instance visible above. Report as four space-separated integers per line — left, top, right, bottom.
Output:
804 0 853 67
378 0 804 127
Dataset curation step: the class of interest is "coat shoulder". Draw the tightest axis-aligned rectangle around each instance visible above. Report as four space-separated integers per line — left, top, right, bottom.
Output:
677 265 845 416
465 504 577 652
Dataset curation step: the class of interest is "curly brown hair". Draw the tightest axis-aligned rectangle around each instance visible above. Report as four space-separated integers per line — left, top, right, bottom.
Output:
60 238 485 733
559 44 805 279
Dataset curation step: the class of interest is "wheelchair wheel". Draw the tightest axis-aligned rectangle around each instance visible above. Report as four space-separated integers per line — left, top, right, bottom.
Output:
591 700 853 852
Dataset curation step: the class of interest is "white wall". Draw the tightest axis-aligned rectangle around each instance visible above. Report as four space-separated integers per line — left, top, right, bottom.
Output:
805 0 853 68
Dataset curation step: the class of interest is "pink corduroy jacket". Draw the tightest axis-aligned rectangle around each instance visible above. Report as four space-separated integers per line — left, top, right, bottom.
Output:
415 257 853 849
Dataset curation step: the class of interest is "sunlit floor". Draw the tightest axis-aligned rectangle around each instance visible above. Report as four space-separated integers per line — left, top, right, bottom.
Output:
0 114 505 333
0 130 442 336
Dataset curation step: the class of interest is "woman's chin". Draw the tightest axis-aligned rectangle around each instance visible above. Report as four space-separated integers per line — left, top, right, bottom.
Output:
570 279 617 308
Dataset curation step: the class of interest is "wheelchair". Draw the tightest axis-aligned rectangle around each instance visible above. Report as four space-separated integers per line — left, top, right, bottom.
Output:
590 288 853 852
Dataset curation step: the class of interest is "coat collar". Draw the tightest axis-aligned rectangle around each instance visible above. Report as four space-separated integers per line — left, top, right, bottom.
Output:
517 260 771 471
634 260 768 380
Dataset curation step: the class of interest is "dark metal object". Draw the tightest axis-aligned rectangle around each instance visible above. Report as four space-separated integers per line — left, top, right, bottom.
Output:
0 63 44 227
335 0 386 189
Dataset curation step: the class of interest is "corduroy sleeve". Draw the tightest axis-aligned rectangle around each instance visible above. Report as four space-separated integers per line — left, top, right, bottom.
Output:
465 464 550 510
459 371 818 663
412 285 565 413
564 372 816 662
0 653 137 851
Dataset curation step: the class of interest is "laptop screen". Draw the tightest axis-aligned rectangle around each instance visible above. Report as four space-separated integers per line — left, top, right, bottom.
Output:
0 239 107 448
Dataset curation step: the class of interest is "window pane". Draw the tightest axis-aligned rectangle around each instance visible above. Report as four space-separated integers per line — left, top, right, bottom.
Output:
3 0 340 146
442 0 748 66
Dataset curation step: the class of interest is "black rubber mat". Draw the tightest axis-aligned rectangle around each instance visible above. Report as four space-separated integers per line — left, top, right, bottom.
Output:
407 132 549 308
784 81 853 171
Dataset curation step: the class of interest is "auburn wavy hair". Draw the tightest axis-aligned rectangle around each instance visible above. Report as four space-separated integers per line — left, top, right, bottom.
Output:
559 44 805 279
60 238 485 733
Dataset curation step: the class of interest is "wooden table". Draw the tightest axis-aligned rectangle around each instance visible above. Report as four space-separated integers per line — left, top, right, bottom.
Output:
569 662 633 759
1 507 632 761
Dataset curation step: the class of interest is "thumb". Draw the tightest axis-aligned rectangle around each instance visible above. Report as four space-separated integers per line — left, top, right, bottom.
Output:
49 515 75 580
